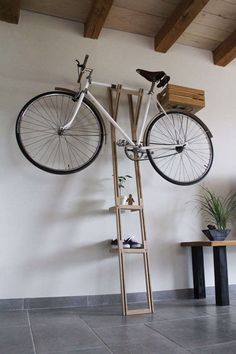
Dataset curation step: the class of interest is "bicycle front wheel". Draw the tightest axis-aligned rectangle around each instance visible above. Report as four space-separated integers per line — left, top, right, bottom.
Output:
144 111 213 186
16 91 104 174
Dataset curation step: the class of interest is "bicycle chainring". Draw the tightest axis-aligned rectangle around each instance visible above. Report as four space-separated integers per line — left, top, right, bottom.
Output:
124 145 147 161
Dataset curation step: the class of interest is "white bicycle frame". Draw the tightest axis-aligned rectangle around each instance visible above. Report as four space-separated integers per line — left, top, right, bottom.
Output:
62 72 182 149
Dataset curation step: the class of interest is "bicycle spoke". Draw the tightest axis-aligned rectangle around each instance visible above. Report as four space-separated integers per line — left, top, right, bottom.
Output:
16 92 103 174
145 111 213 185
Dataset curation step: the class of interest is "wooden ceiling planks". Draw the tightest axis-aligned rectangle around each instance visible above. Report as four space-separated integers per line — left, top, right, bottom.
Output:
84 0 113 39
192 10 236 34
178 32 220 50
185 22 234 43
213 29 236 66
1 0 235 66
21 0 92 23
0 0 21 24
113 0 180 18
203 0 236 21
105 5 165 37
154 0 211 53
179 1 236 52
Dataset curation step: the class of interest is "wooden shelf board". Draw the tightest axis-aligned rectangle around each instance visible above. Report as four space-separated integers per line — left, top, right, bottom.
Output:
109 205 142 213
110 247 146 254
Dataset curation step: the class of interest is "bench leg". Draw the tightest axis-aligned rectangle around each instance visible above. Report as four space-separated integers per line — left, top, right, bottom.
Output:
213 246 229 306
191 246 206 299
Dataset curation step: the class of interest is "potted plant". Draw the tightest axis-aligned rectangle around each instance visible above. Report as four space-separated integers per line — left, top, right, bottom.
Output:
198 187 236 241
118 175 132 205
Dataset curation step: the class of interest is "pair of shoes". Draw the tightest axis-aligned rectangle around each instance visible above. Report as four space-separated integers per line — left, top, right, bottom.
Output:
125 237 143 249
111 239 130 249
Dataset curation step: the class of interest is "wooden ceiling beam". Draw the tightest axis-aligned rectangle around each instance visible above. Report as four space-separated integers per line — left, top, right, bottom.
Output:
84 0 113 39
213 30 236 67
0 0 21 24
154 0 210 53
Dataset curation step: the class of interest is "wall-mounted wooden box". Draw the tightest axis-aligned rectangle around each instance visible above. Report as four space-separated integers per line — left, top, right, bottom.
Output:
157 84 205 114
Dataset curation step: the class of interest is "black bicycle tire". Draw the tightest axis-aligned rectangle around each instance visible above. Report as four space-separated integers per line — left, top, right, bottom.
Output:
16 91 104 174
144 110 214 186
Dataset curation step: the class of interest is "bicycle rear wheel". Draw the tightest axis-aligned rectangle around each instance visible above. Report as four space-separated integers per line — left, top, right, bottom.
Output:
144 110 213 186
16 91 104 174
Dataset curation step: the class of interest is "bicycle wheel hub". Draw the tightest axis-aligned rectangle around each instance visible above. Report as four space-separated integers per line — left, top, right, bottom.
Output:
176 144 185 153
58 127 64 136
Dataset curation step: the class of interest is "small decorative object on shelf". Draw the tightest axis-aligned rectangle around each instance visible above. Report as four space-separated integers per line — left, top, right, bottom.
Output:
197 187 236 241
110 237 143 249
125 236 143 249
118 175 132 205
111 238 130 249
126 194 135 205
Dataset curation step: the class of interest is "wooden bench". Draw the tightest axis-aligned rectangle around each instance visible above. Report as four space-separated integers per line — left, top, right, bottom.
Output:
181 241 236 306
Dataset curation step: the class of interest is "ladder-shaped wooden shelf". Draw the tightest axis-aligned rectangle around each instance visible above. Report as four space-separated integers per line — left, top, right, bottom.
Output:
108 85 154 316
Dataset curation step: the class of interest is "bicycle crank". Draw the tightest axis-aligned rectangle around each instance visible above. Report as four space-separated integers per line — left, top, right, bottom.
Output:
124 144 147 161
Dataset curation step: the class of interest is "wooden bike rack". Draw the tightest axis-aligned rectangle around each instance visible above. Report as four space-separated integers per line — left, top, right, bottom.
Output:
108 85 154 316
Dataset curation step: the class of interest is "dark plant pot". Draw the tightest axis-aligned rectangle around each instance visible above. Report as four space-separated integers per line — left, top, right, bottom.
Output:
202 229 231 241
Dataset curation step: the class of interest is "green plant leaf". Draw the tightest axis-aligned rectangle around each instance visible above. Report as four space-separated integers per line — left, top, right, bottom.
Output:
196 187 236 229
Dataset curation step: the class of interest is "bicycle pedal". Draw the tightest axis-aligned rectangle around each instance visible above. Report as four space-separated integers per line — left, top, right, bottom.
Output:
116 139 129 147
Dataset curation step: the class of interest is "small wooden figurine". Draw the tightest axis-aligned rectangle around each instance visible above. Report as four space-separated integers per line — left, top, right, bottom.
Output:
126 194 134 205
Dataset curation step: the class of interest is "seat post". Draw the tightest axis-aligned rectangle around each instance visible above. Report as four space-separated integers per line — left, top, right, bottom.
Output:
148 81 156 94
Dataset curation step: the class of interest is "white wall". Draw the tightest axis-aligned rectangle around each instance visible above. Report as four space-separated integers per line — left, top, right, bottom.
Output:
0 10 236 299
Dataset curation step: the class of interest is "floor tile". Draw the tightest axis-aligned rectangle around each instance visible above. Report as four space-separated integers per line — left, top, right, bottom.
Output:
190 340 236 354
3 298 236 354
28 308 85 326
153 302 207 320
80 312 161 329
0 325 34 354
39 347 111 354
93 323 162 345
0 310 28 328
67 349 112 354
203 304 236 317
146 316 236 349
76 305 122 315
108 337 190 354
31 321 103 353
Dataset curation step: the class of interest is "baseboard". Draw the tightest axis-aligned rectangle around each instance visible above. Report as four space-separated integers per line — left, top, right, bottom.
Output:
1 285 236 311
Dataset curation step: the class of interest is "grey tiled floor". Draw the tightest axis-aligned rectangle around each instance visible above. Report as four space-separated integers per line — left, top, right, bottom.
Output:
2 297 236 353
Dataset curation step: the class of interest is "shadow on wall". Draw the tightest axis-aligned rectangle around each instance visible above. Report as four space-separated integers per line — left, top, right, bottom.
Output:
19 238 117 297
24 240 114 271
44 198 109 222
16 160 115 294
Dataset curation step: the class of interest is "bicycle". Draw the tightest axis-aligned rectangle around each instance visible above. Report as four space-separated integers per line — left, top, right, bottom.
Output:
15 55 213 186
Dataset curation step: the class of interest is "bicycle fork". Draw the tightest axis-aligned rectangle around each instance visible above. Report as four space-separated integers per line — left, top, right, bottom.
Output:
58 82 89 134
